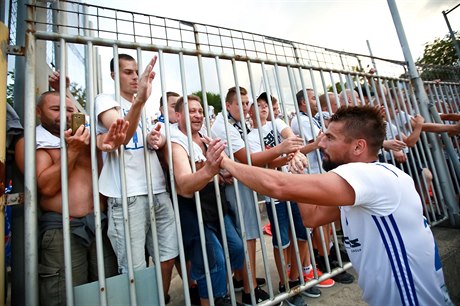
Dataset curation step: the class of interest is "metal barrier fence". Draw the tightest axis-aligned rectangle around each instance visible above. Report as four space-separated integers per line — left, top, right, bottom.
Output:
9 1 460 306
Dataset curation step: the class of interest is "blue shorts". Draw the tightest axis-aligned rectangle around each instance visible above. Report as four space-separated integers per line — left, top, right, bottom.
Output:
266 201 308 249
225 183 261 240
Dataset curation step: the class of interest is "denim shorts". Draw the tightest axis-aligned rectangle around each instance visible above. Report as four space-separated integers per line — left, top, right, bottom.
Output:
265 201 308 249
193 215 244 299
225 182 261 240
179 195 244 299
107 193 179 274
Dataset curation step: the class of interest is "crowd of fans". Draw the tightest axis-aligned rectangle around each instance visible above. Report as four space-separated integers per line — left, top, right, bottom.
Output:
9 53 459 306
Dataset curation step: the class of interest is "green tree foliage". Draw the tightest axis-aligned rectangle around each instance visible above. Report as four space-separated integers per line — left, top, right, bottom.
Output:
192 90 222 114
417 33 460 66
70 82 86 109
7 71 14 106
416 33 460 81
327 82 343 93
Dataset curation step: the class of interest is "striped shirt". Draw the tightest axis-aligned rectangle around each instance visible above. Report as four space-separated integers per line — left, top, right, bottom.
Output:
332 162 452 306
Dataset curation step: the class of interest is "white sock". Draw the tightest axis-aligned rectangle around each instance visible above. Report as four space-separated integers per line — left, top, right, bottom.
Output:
303 265 312 274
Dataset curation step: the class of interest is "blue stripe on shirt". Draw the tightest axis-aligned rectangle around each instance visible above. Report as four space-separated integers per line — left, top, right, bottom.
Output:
372 214 418 306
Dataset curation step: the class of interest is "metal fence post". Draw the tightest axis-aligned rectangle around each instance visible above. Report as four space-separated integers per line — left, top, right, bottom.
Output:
0 20 8 306
24 3 39 305
387 0 460 227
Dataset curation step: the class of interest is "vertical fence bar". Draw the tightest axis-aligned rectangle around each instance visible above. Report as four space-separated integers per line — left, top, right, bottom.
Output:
256 62 286 295
195 38 237 301
214 57 255 304
57 38 74 306
157 49 191 304
24 5 38 305
229 58 258 305
85 41 108 306
0 20 7 306
112 45 137 306
178 52 215 304
137 49 165 306
388 0 460 226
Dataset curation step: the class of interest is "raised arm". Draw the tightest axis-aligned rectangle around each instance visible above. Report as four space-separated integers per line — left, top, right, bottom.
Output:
48 71 72 98
99 56 158 145
299 132 324 155
402 114 424 147
147 123 166 150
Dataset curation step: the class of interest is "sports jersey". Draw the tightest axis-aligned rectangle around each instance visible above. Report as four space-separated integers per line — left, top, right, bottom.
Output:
95 94 166 198
332 162 452 306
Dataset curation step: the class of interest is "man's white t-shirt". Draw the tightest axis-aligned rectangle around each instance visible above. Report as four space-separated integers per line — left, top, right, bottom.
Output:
332 162 452 306
247 121 288 202
211 112 246 160
95 94 166 198
290 113 321 174
211 112 261 239
170 126 206 163
247 120 287 153
383 121 409 159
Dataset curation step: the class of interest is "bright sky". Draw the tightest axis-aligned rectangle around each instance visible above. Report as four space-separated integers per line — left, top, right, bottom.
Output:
77 0 460 116
92 0 460 63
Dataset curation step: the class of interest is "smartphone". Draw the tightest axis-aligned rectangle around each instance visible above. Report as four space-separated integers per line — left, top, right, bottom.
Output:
71 113 86 135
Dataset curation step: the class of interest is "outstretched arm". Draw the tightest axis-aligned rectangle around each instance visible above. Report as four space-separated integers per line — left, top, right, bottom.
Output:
382 139 406 151
99 56 158 145
440 113 460 122
421 121 460 136
220 154 355 207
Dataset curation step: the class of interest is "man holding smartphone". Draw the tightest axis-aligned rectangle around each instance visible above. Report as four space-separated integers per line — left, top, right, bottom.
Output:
15 77 120 306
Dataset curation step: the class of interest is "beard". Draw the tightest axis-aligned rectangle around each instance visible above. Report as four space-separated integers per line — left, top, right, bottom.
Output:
322 156 346 171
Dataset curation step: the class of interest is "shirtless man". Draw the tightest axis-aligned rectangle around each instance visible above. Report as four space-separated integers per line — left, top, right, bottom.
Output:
15 90 120 306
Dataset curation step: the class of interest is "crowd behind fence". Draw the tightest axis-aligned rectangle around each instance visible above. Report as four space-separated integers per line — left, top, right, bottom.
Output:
5 1 460 306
